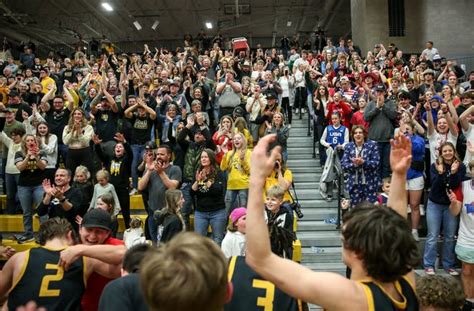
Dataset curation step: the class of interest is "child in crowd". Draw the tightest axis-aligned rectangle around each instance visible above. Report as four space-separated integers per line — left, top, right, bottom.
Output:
377 177 391 207
154 189 185 245
77 193 118 237
264 185 293 232
72 165 94 216
221 207 247 257
89 169 121 217
320 111 349 201
123 217 146 249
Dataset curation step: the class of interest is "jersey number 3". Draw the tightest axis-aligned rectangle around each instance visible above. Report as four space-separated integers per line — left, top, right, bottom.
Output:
39 264 64 297
252 279 275 311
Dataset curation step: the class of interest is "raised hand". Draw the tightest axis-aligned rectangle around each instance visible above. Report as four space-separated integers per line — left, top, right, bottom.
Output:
250 134 281 182
92 134 102 145
450 160 460 174
389 133 412 175
114 132 125 143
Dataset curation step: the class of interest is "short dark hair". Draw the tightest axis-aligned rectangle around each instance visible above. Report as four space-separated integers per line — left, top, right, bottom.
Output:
11 127 26 137
53 95 63 102
37 217 76 246
342 207 420 282
122 243 154 273
158 144 173 155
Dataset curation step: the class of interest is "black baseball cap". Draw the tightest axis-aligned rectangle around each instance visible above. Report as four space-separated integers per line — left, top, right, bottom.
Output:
375 84 386 92
144 141 157 150
82 209 112 231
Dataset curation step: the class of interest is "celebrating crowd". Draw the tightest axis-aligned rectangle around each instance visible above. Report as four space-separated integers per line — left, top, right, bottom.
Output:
0 32 473 311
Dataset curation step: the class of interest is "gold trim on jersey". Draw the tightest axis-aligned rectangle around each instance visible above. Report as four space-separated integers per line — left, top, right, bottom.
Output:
40 246 67 251
227 256 237 281
358 282 375 311
8 249 31 295
357 278 407 310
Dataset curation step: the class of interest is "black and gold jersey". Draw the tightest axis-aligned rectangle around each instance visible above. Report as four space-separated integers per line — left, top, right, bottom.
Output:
225 256 301 311
8 247 86 311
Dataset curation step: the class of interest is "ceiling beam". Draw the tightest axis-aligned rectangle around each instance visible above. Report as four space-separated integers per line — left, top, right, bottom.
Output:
77 0 124 40
160 0 186 35
0 0 25 28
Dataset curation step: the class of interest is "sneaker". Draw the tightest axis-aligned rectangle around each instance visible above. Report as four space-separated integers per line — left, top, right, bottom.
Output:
326 196 333 202
412 230 420 242
446 268 459 276
129 188 138 196
17 235 34 244
424 268 435 275
288 124 292 129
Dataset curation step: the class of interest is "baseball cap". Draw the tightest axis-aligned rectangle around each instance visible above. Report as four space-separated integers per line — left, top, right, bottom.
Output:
432 54 441 62
144 141 157 150
422 69 435 76
7 90 20 97
340 76 349 83
375 84 386 92
230 207 247 224
266 93 277 100
82 209 112 231
170 80 180 87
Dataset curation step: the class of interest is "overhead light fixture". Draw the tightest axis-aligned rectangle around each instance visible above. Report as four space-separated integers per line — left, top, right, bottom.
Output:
151 20 160 30
205 22 213 29
133 21 142 31
101 2 114 12
287 21 292 27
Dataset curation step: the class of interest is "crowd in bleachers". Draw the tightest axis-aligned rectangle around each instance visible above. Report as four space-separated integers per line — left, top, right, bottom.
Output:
0 33 473 311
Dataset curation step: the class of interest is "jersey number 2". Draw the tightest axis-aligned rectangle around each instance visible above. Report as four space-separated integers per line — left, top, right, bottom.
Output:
252 279 275 311
39 264 64 297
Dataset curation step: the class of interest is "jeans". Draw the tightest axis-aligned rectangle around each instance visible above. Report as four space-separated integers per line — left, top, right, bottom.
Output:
225 189 248 215
57 143 69 168
194 209 227 246
131 144 145 189
5 173 21 214
377 142 392 179
423 200 458 269
18 185 44 238
180 182 194 229
146 206 157 243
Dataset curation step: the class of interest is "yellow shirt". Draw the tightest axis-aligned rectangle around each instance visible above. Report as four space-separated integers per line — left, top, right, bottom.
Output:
264 169 293 202
40 77 57 94
220 149 251 190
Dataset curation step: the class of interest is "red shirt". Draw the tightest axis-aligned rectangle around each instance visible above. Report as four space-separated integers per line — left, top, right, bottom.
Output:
326 101 353 129
351 111 370 130
81 237 124 311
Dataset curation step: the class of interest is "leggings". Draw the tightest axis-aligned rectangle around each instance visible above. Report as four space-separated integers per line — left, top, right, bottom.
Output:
66 147 94 178
294 87 307 110
281 97 292 124
116 187 131 229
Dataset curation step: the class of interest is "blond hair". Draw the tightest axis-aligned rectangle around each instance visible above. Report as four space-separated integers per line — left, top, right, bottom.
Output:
96 169 110 181
140 232 228 311
266 185 285 200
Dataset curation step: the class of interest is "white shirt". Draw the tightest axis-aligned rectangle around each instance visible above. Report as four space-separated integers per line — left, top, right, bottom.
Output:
221 231 246 257
428 131 457 164
278 76 293 98
463 124 473 168
294 70 305 88
457 179 474 248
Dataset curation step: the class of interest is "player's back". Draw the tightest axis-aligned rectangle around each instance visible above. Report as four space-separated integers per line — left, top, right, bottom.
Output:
8 247 85 311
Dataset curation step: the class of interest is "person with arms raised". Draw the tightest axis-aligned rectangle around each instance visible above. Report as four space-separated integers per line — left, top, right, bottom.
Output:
246 133 420 310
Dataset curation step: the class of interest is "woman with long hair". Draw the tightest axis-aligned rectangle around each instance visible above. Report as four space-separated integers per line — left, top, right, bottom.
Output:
191 149 227 245
93 133 132 230
14 134 47 243
277 66 294 127
423 142 466 275
221 132 251 214
154 189 186 244
35 121 58 181
233 117 253 149
341 125 380 207
264 112 290 161
62 107 94 175
212 115 234 164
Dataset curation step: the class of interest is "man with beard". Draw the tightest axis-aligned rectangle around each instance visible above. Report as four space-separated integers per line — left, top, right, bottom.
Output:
37 168 83 231
138 144 182 242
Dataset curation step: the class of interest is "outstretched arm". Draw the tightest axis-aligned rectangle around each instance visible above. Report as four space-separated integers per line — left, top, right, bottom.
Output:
387 133 411 218
245 135 367 310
